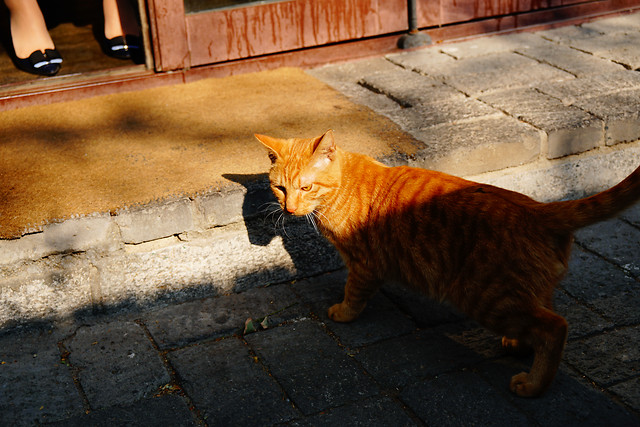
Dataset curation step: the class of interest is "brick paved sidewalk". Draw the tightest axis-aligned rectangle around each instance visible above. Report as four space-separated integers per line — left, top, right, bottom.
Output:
2 207 639 425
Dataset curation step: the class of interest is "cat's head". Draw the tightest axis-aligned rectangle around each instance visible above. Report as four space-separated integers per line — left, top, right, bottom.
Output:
256 130 341 216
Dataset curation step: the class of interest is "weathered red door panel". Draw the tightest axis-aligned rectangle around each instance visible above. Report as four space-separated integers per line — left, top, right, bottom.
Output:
186 0 407 66
149 0 615 71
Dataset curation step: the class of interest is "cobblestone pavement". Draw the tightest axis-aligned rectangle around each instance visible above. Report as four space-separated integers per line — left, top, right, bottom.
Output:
2 12 640 426
2 210 639 425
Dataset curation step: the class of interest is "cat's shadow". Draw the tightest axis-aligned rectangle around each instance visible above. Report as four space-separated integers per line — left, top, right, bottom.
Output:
222 173 343 282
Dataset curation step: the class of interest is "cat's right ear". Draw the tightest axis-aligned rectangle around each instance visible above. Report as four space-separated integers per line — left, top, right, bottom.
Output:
255 134 282 163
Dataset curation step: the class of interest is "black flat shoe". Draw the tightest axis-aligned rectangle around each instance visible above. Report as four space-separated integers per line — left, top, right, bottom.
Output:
102 35 141 60
14 49 62 76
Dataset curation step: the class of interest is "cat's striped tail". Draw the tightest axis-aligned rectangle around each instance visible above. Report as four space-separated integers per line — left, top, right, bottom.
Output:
540 163 640 231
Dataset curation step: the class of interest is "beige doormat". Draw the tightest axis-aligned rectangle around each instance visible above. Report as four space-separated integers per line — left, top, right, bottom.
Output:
0 67 418 240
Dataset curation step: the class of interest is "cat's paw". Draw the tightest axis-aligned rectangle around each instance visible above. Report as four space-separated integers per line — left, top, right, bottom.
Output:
328 302 360 323
510 372 543 397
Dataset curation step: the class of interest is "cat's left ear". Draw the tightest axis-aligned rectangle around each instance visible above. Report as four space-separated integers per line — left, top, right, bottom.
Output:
255 133 283 163
311 130 337 161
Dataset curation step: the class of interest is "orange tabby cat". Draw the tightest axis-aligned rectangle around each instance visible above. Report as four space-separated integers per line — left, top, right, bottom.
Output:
256 130 640 397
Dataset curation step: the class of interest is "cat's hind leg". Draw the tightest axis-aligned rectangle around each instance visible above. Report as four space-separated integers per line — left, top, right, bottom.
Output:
328 273 382 323
509 307 568 397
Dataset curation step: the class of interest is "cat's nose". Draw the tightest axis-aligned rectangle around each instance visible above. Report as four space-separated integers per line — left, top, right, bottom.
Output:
285 200 298 214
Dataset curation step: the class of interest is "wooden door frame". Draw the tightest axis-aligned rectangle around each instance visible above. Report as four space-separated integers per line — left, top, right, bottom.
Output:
147 0 190 71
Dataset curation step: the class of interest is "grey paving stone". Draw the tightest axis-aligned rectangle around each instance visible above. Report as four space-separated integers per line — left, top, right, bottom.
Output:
93 218 341 314
538 25 604 43
479 88 603 158
467 144 640 203
358 69 463 108
564 326 640 387
386 48 458 77
114 199 196 244
567 32 640 70
168 337 298 426
385 97 499 132
561 245 640 325
573 89 640 145
144 284 305 349
553 290 613 340
47 395 197 427
399 370 529 426
610 377 640 413
576 218 640 279
440 52 573 96
517 41 627 77
410 115 541 176
479 359 639 426
622 202 640 227
287 396 415 427
308 56 402 86
536 71 640 105
245 320 378 415
0 329 83 426
354 327 487 389
307 58 406 111
196 186 268 228
581 13 640 35
440 32 550 59
0 253 96 329
292 271 416 348
0 215 120 265
64 321 170 410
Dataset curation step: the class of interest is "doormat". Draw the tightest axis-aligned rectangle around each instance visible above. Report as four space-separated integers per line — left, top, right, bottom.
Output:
0 67 419 240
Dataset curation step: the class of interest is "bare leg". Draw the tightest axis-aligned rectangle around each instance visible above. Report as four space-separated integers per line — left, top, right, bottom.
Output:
103 0 140 39
4 0 54 58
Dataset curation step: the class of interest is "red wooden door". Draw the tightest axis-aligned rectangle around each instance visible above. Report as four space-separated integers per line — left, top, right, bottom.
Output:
416 0 599 28
147 0 407 71
146 0 611 72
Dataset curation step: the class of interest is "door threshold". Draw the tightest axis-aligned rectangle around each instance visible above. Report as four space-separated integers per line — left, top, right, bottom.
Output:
0 65 186 112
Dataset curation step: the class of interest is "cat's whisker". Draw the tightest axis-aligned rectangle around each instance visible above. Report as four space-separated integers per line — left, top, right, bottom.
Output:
258 201 279 213
312 208 330 227
306 212 320 234
261 202 285 229
261 202 282 217
276 212 290 238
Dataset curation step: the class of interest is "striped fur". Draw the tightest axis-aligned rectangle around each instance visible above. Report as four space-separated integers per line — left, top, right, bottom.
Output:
256 130 640 397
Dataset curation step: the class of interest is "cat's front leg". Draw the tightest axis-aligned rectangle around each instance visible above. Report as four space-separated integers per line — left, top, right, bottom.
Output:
328 272 381 323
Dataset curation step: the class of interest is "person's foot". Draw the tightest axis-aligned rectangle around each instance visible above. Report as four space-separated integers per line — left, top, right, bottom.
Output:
14 49 62 76
5 0 62 75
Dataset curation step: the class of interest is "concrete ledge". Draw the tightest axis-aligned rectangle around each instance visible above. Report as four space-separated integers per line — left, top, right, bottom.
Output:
0 215 121 265
479 88 604 159
0 217 342 328
114 199 196 245
468 142 640 203
409 115 542 176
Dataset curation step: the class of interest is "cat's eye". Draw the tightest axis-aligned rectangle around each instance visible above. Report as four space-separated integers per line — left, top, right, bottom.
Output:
300 185 312 191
